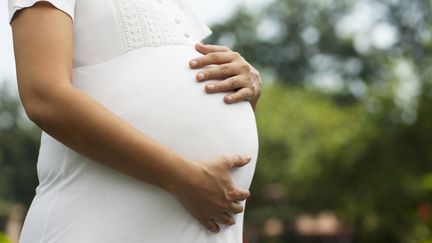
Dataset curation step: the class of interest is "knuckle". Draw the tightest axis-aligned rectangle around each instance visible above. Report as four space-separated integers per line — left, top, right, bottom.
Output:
239 90 249 101
227 190 237 200
250 82 258 93
231 51 241 59
224 192 231 201
220 65 231 76
247 71 255 81
241 63 252 72
246 89 254 99
222 177 230 185
208 53 220 62
221 46 231 52
230 77 240 88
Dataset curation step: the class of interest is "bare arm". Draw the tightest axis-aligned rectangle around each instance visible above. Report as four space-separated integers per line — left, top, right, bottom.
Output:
11 2 250 232
11 2 189 194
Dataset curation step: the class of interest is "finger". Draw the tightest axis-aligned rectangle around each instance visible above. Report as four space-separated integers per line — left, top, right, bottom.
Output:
195 43 231 54
225 154 251 169
200 219 220 233
190 52 234 69
228 202 244 214
225 87 255 104
214 212 236 226
196 64 241 82
205 75 246 93
233 188 251 201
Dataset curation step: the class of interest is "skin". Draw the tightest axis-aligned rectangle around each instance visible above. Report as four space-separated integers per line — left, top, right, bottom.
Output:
190 44 262 111
10 2 261 233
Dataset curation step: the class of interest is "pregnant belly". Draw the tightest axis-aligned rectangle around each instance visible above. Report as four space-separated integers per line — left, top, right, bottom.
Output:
72 45 259 189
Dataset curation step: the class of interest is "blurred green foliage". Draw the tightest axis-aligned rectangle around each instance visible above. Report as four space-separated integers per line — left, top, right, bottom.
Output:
204 0 432 242
1 0 432 242
0 233 11 243
246 85 432 242
0 84 39 207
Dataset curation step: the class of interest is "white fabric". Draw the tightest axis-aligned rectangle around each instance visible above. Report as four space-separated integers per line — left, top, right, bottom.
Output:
8 0 76 21
9 1 259 243
9 0 213 69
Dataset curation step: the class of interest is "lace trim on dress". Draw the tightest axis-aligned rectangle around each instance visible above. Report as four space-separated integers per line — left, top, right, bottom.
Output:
113 0 190 50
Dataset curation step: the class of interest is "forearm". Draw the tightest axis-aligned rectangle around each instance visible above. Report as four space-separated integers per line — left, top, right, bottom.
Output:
26 83 192 193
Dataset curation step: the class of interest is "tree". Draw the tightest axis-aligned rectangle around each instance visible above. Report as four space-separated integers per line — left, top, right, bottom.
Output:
202 0 432 242
206 0 431 99
0 83 40 206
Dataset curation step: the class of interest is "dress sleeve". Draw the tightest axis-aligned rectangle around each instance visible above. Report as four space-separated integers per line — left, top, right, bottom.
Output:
178 0 213 42
8 0 76 24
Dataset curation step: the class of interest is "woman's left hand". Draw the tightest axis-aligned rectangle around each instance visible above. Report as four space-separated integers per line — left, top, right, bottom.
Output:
189 43 262 111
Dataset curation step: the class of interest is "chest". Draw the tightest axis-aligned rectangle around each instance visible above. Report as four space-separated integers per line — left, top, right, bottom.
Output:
72 0 198 69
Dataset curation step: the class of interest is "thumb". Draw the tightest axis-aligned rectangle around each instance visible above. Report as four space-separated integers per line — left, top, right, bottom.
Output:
227 155 251 169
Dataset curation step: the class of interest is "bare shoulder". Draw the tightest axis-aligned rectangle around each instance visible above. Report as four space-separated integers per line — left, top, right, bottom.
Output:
11 1 74 115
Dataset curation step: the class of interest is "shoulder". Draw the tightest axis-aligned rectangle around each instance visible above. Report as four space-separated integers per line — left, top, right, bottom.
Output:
8 0 77 24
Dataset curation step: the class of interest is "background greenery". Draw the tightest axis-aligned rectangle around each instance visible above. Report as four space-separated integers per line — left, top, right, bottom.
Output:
0 233 11 243
1 0 431 242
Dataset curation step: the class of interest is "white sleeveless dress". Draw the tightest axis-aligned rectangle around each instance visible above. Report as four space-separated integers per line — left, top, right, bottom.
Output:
8 1 259 242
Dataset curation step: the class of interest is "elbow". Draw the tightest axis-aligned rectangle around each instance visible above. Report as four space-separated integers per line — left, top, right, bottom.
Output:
19 77 70 128
20 83 72 128
22 98 51 125
20 87 59 126
18 78 70 126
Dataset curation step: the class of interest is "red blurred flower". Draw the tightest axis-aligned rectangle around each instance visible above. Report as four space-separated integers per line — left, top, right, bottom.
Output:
417 203 431 221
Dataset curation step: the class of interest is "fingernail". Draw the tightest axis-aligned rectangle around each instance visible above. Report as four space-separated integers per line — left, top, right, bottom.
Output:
226 96 233 102
244 155 251 161
190 60 198 67
197 72 205 81
206 84 215 91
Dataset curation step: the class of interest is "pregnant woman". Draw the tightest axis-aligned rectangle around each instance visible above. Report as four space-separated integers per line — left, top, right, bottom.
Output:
8 0 262 242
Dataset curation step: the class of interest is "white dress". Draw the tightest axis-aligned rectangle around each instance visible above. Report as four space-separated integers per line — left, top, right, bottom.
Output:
8 1 259 242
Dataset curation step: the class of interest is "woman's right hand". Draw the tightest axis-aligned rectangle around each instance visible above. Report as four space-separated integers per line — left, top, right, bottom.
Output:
172 155 252 233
